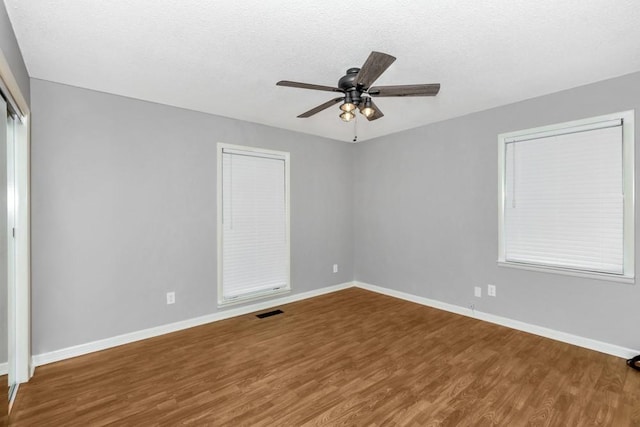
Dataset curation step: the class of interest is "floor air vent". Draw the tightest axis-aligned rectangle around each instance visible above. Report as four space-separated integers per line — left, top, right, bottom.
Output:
256 309 284 319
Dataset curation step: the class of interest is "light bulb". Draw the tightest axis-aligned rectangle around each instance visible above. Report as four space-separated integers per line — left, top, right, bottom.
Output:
361 98 375 118
340 102 356 112
340 111 354 122
361 106 374 118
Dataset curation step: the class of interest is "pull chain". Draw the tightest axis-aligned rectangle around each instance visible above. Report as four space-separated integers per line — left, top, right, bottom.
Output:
353 112 358 143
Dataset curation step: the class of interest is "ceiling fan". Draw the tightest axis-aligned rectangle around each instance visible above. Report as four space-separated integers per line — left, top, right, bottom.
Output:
276 51 440 122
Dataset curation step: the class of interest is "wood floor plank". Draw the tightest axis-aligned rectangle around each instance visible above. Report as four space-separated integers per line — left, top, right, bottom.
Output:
9 288 640 426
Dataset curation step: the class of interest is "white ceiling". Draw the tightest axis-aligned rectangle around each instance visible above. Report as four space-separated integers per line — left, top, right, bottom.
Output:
5 0 640 142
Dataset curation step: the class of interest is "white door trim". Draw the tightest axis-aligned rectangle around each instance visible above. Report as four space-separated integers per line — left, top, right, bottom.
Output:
0 48 31 383
13 116 30 383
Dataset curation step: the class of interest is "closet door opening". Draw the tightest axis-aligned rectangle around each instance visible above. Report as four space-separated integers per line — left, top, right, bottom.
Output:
6 105 17 404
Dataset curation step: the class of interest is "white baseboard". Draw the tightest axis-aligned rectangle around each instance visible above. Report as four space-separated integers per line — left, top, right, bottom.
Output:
0 362 7 376
355 281 640 360
32 281 354 368
32 279 639 370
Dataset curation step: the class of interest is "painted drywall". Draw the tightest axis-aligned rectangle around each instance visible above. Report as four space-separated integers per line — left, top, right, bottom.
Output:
0 2 29 105
30 79 354 355
354 71 640 351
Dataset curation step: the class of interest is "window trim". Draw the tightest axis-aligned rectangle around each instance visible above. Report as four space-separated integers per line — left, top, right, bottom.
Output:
216 142 291 307
497 110 635 283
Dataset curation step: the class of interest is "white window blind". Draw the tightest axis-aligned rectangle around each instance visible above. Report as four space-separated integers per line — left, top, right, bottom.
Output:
503 123 624 274
219 146 289 304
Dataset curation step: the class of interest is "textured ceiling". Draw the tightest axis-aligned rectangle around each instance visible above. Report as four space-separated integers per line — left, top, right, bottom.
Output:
5 0 640 142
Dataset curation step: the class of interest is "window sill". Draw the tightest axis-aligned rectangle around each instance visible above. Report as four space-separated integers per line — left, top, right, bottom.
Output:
497 260 635 284
218 287 291 308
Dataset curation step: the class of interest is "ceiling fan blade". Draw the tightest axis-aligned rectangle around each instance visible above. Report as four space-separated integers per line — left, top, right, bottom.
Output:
368 84 441 97
277 80 343 93
354 51 396 89
359 99 384 121
297 97 344 118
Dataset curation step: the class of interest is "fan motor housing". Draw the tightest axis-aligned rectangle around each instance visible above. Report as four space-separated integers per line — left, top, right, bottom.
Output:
338 68 360 91
339 68 363 105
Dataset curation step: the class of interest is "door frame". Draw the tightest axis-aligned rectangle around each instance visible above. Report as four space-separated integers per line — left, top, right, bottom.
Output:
0 50 31 384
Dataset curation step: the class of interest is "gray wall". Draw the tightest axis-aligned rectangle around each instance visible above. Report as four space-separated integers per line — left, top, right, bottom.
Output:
0 2 29 105
30 79 354 355
354 71 640 351
30 70 640 356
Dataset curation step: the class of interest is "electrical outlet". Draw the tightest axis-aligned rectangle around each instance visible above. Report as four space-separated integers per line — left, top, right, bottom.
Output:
488 284 496 297
166 291 175 305
469 303 475 312
333 264 338 273
474 286 482 297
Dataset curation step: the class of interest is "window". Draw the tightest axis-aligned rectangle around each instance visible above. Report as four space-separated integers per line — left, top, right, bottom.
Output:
498 111 634 282
217 143 290 305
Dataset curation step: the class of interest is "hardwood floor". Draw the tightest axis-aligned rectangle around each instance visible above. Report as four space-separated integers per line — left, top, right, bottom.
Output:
10 288 640 426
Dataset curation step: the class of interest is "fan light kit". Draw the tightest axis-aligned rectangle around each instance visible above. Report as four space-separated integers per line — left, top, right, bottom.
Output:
277 51 440 122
